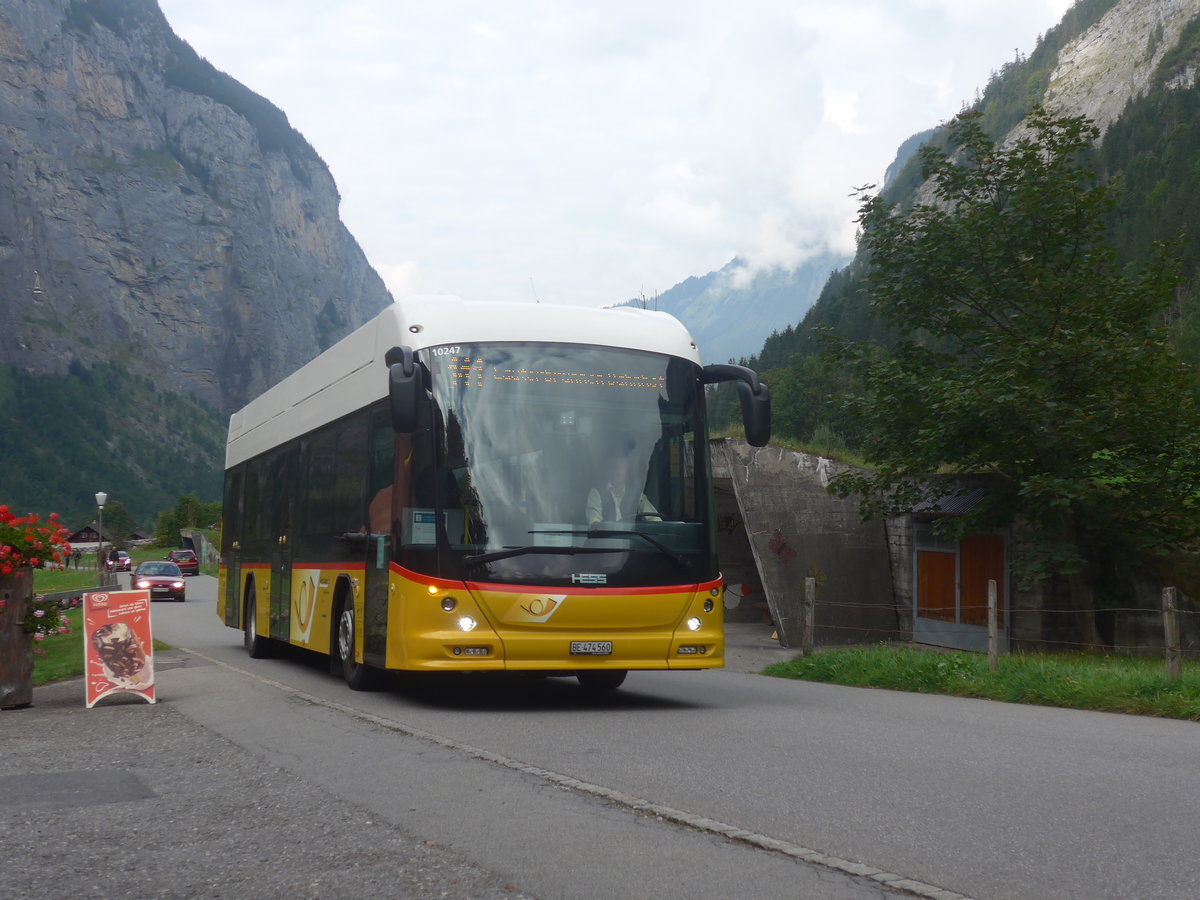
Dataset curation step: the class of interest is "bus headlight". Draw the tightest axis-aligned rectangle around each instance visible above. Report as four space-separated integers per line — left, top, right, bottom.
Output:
686 616 702 631
441 596 457 611
457 616 477 632
703 598 714 612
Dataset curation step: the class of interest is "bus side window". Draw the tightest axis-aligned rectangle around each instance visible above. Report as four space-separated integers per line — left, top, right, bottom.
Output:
244 458 266 558
302 431 337 557
333 415 368 559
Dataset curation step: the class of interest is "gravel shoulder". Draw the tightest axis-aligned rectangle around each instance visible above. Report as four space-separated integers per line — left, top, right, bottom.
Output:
1 668 533 900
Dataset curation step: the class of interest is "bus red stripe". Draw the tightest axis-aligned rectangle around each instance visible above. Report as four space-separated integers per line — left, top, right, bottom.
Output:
389 560 717 596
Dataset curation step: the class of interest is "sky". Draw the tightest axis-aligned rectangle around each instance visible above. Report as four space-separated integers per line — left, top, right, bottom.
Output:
156 0 1077 309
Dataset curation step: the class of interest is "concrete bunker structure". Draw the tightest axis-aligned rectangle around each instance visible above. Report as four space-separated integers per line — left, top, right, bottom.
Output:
712 440 905 650
713 439 1198 657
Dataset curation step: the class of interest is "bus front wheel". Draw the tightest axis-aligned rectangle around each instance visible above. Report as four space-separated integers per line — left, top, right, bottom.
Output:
335 602 377 691
576 669 627 691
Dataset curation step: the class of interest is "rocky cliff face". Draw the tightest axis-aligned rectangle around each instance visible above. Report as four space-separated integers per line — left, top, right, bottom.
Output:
1042 0 1200 134
0 0 392 415
906 0 1199 224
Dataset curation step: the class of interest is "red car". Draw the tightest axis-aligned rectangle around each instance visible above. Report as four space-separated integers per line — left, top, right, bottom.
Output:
166 549 199 576
133 561 186 601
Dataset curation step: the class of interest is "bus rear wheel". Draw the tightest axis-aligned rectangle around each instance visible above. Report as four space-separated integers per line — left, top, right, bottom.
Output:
335 602 377 691
576 669 627 691
243 584 272 659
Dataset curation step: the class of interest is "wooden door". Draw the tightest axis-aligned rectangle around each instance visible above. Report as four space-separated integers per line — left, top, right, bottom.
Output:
917 550 956 622
960 534 1004 627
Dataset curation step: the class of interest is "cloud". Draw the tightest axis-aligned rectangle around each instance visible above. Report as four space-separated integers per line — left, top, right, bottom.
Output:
158 0 1078 307
375 260 421 298
634 191 725 241
823 88 864 135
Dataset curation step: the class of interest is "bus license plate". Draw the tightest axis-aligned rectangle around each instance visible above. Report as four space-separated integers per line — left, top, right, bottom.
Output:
570 641 612 655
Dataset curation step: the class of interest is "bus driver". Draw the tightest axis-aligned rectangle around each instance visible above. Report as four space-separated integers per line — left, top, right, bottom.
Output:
585 452 661 527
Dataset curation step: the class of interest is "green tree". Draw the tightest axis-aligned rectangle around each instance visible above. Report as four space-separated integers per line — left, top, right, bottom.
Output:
98 499 139 546
831 108 1200 647
155 493 222 546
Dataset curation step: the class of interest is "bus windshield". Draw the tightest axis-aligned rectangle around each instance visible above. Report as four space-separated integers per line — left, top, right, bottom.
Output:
399 342 714 587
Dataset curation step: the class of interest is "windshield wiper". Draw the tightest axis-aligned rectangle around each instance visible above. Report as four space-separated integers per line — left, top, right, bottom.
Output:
465 529 689 570
526 528 689 570
463 544 616 567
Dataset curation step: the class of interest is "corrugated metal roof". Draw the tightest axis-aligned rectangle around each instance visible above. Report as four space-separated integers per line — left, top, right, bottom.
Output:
911 486 988 517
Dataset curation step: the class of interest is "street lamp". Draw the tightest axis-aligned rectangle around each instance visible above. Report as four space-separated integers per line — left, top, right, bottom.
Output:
95 491 107 586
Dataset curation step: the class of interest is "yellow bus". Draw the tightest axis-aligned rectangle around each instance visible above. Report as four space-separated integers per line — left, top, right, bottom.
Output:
218 297 769 690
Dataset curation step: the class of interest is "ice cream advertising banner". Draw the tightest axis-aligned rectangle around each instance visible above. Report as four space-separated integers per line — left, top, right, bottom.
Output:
83 590 156 708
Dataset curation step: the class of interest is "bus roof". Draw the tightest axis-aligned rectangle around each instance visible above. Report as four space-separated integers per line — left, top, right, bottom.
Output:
225 297 702 469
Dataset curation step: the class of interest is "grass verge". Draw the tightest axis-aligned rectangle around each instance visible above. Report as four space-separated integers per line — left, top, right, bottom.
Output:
764 645 1200 721
32 608 86 685
29 547 187 686
32 567 105 594
31 607 171 686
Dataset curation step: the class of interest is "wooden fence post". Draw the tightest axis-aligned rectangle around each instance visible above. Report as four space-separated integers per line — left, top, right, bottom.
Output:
1163 586 1181 683
988 579 998 673
801 576 816 657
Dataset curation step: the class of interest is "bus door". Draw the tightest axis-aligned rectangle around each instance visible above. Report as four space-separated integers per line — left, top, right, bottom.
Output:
269 446 298 641
362 410 398 665
222 468 244 628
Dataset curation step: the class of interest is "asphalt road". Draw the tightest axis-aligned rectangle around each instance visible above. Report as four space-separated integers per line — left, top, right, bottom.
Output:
8 575 1200 899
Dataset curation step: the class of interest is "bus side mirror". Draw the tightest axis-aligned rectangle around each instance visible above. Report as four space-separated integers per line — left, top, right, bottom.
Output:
385 345 420 432
736 380 771 447
701 363 771 447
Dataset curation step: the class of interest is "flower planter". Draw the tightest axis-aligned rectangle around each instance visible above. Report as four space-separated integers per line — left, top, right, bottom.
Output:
1 569 35 709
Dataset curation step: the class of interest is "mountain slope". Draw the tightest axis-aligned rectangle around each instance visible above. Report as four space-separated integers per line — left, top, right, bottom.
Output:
743 0 1200 443
0 0 392 414
623 250 849 365
0 0 393 525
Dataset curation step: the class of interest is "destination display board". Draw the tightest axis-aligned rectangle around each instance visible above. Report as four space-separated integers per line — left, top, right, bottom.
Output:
435 345 667 393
